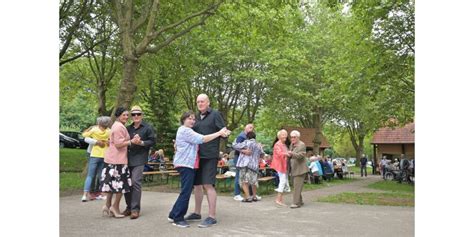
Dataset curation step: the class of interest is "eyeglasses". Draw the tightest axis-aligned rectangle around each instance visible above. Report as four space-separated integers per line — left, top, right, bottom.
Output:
290 136 297 138
131 113 142 117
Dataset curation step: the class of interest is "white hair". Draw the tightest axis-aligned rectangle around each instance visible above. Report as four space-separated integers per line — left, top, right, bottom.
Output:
290 130 301 138
277 129 287 138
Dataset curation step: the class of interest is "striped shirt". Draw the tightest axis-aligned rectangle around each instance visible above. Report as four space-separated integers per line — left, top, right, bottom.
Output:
173 126 205 169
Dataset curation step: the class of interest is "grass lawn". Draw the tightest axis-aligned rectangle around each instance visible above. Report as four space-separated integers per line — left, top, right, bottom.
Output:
368 180 414 193
60 172 84 194
318 192 414 207
317 180 414 207
60 148 88 172
348 166 373 176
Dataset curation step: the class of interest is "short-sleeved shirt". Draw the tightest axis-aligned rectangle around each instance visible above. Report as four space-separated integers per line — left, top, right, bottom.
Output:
173 126 205 169
193 108 226 159
105 121 130 165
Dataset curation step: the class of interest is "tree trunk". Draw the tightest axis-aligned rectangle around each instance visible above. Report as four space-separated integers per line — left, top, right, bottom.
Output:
113 59 139 116
313 106 322 155
97 80 108 116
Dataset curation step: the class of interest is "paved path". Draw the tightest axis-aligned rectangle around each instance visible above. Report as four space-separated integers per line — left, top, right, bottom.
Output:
60 175 413 237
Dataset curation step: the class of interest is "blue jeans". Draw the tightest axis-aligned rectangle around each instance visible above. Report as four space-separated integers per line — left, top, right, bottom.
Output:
83 157 104 192
169 167 196 222
234 168 241 196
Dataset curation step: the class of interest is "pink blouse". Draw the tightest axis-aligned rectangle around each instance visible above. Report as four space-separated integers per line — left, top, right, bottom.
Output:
105 121 130 165
271 141 288 173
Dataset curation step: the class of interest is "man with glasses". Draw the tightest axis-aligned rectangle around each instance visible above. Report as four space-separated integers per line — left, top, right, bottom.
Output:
122 105 156 219
287 130 308 209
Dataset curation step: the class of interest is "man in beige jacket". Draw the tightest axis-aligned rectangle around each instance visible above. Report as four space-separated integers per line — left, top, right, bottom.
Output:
287 130 309 208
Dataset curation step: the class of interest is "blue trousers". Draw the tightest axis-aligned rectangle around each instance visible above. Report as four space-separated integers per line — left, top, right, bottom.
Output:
169 167 196 222
83 157 104 192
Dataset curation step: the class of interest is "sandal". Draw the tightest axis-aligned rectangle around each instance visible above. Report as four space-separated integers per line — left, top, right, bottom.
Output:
241 198 253 203
252 197 259 202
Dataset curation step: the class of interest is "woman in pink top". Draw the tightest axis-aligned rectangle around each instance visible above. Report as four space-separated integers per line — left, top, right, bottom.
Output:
271 129 291 206
100 107 132 218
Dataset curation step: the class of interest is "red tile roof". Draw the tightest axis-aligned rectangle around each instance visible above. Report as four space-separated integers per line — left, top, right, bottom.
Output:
282 126 331 149
371 122 415 144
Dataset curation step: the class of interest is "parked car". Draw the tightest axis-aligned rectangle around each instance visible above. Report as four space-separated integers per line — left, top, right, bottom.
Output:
59 133 81 148
61 131 88 149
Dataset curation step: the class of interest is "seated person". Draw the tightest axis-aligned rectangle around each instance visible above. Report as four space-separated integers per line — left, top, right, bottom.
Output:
308 156 321 184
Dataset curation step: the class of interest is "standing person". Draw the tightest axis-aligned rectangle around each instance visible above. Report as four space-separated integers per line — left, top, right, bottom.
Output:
232 131 264 202
371 159 376 175
122 106 156 219
184 94 226 228
360 154 368 177
84 129 102 200
271 129 290 206
287 130 309 209
168 111 229 228
232 124 256 201
81 117 111 202
100 107 132 218
380 156 388 178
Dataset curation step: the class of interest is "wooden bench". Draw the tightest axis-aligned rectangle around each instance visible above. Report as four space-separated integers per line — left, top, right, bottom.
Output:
258 176 275 193
143 170 178 184
215 174 233 191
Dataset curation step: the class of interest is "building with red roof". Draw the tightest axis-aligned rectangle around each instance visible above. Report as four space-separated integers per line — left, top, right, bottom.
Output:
371 122 415 164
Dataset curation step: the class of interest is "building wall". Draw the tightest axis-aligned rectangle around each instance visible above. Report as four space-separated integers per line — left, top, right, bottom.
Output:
375 144 415 160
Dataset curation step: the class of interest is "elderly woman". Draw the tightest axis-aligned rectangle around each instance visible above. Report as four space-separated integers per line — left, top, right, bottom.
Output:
81 116 111 202
168 111 229 228
232 131 264 202
100 107 132 218
271 129 291 206
287 130 309 208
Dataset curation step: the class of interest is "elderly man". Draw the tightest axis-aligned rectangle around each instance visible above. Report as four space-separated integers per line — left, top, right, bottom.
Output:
185 94 226 228
233 123 261 201
122 105 156 219
287 130 309 208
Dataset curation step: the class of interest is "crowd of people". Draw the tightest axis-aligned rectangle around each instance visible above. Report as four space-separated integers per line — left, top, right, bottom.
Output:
79 93 413 229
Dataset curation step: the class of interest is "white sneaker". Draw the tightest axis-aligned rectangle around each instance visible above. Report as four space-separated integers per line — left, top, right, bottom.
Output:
81 195 87 202
255 195 262 201
233 195 244 201
284 187 291 193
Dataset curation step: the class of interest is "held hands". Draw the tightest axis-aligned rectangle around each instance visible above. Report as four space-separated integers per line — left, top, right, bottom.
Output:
219 127 231 138
96 140 106 148
241 148 252 156
131 134 142 145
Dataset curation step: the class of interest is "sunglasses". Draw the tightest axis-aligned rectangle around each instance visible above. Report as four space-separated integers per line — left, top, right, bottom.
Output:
131 113 142 117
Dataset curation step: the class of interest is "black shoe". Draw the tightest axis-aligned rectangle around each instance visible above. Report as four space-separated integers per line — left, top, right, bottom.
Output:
198 217 217 228
184 213 202 222
173 220 190 228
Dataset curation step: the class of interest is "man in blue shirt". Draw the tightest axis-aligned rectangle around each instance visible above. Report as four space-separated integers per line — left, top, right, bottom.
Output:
232 124 257 201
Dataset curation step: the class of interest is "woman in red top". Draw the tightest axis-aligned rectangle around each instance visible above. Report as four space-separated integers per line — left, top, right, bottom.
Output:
271 129 290 206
